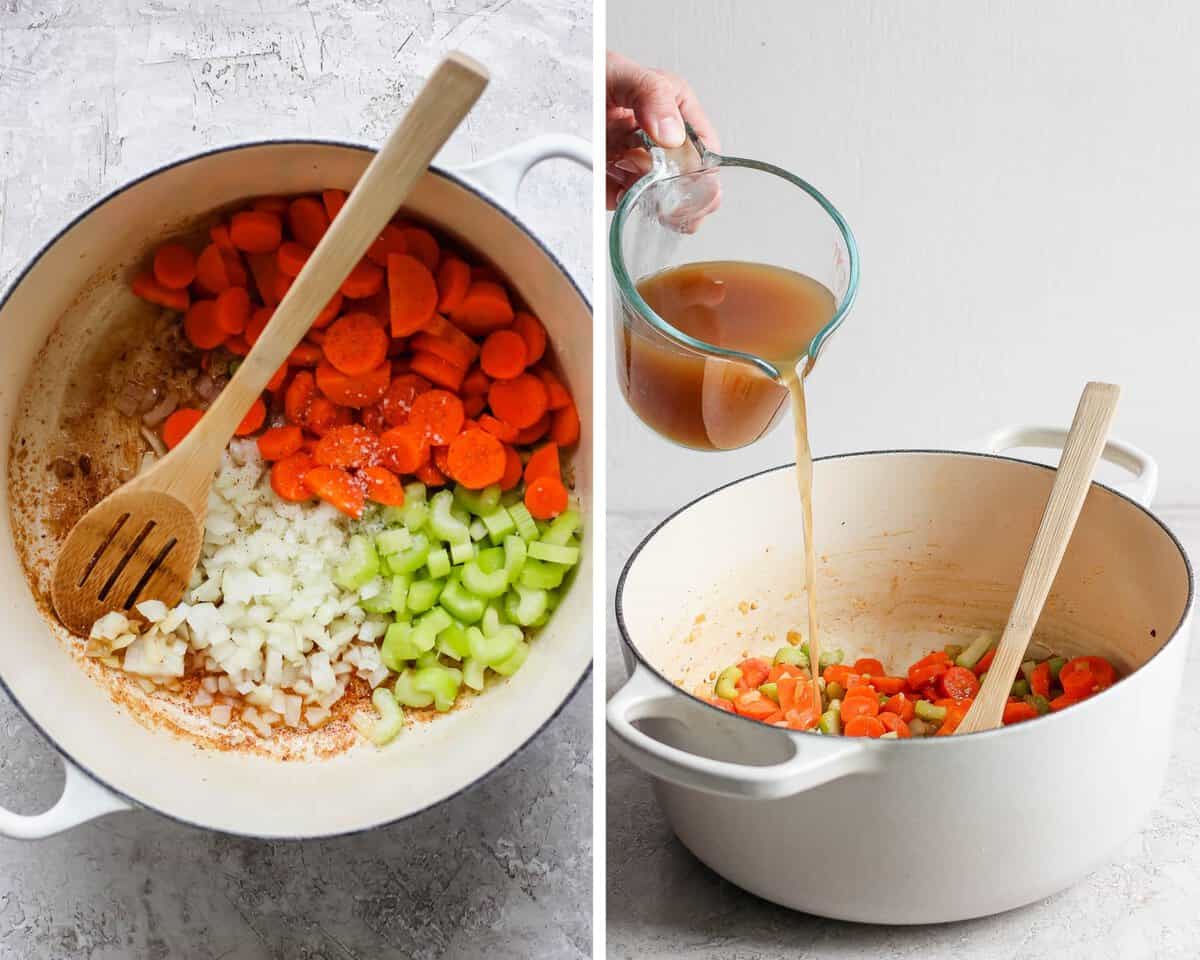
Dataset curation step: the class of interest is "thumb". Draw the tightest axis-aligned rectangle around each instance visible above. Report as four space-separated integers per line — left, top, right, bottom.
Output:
609 59 686 148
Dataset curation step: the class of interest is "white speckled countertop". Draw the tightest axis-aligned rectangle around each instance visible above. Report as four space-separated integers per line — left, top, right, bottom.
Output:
0 2 591 958
607 506 1200 960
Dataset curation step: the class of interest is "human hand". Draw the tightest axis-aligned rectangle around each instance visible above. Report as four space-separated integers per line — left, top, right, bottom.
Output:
606 50 720 210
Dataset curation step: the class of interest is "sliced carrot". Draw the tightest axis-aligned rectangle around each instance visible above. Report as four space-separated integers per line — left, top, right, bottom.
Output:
524 475 567 520
210 223 235 252
510 312 547 366
387 254 438 336
314 361 391 409
1030 661 1051 699
524 442 560 485
436 257 471 313
974 648 997 676
266 362 289 392
415 459 447 488
221 250 248 287
935 701 971 735
245 306 273 345
230 210 283 254
257 425 304 461
366 224 407 266
1059 656 1116 698
270 453 315 502
193 244 232 295
446 429 506 489
288 342 323 367
488 373 548 429
304 465 365 518
409 389 465 445
823 664 856 687
379 425 430 475
463 393 486 418
287 196 329 249
550 401 580 447
321 312 389 376
305 396 339 435
322 189 347 222
400 227 439 272
162 408 204 449
479 329 528 380
499 444 522 491
938 665 981 701
1003 701 1039 725
276 241 311 278
514 412 551 445
737 658 771 690
375 373 432 427
787 706 821 731
907 652 951 689
153 242 196 290
313 291 343 329
411 328 478 370
214 286 251 336
1049 693 1085 712
462 367 492 396
878 712 912 738
869 675 907 696
225 335 249 357
284 370 316 425
409 351 466 392
360 466 406 506
131 271 190 311
840 694 880 724
183 299 227 349
883 693 916 722
853 657 886 676
534 365 571 410
732 690 776 721
313 424 380 470
234 397 266 436
252 196 289 214
451 281 514 336
478 413 519 443
844 716 885 738
341 258 385 299
245 252 282 307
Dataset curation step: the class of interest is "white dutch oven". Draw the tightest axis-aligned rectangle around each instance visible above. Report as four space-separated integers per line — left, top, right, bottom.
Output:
609 429 1191 923
0 136 592 838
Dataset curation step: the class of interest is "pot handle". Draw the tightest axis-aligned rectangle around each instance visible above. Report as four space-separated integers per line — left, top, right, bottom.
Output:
984 425 1158 508
607 663 874 799
0 758 130 839
454 134 591 211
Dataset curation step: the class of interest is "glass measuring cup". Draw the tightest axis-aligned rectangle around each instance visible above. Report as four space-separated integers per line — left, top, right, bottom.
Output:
609 127 860 451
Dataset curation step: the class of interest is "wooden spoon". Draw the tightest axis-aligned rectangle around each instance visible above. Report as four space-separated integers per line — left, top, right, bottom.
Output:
955 381 1119 734
51 52 489 636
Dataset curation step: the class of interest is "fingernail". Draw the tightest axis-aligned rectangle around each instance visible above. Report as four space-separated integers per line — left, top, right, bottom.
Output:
651 114 685 148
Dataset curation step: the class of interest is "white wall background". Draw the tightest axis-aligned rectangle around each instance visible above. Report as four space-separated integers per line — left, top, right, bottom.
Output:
608 0 1200 513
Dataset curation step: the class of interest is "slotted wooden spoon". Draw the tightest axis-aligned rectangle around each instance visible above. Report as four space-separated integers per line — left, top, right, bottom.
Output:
955 381 1119 734
51 52 489 636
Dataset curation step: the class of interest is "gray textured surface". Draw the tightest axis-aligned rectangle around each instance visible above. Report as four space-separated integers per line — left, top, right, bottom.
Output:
607 507 1200 960
0 2 592 958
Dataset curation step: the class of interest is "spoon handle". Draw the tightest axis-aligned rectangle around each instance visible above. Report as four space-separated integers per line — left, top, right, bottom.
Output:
190 52 489 465
956 382 1120 734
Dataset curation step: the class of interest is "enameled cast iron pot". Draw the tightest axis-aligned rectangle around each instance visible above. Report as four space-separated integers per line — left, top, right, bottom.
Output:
609 428 1191 923
0 136 592 839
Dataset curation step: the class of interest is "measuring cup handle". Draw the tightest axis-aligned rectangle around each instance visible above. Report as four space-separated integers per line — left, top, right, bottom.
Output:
983 424 1159 508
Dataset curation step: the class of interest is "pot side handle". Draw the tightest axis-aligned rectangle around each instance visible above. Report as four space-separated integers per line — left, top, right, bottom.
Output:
454 134 591 211
984 425 1159 508
0 759 130 839
607 664 874 799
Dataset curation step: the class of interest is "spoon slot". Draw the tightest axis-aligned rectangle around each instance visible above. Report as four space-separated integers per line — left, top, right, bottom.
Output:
97 520 156 603
78 512 130 587
123 537 178 610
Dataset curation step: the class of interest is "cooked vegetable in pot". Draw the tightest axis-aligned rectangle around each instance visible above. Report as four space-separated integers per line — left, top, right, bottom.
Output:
702 633 1119 737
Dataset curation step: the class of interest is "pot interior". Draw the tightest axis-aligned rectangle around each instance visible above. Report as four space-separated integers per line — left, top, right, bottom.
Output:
0 141 591 835
620 453 1190 700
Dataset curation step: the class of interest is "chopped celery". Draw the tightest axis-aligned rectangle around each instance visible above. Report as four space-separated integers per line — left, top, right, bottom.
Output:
429 490 471 544
819 708 841 735
1027 693 1051 715
1011 678 1030 698
477 546 506 573
469 519 487 542
956 630 997 669
482 506 516 544
439 621 471 660
528 541 580 566
944 644 964 660
388 533 431 575
439 579 485 623
491 642 529 677
519 558 565 590
415 650 441 669
1047 656 1066 681
509 502 539 541
715 666 742 701
759 682 779 703
360 578 393 614
376 527 413 557
407 578 445 613
450 541 476 565
425 547 451 579
368 688 405 745
398 483 429 532
541 509 581 546
915 701 947 722
411 607 452 652
413 664 463 711
463 658 486 691
774 646 806 666
454 484 501 516
818 648 843 669
504 535 528 580
1020 660 1037 684
334 535 380 590
481 603 506 636
462 560 509 598
826 681 845 702
382 621 422 670
505 584 549 626
393 669 434 708
467 624 522 666
388 575 410 614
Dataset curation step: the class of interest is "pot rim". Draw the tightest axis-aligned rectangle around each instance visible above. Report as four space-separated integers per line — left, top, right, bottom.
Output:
614 449 1194 748
0 137 592 839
